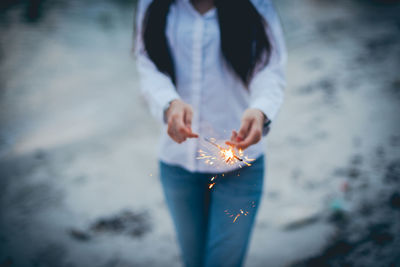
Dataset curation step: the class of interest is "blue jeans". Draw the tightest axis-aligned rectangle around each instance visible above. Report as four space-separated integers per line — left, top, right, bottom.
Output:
159 155 265 267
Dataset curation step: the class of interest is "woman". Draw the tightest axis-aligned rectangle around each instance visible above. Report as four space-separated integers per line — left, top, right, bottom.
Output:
134 0 286 266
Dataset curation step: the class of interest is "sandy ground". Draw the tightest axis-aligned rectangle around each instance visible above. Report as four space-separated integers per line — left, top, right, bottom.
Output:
0 0 399 266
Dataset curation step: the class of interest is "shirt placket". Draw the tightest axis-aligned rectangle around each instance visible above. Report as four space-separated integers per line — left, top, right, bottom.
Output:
188 16 204 171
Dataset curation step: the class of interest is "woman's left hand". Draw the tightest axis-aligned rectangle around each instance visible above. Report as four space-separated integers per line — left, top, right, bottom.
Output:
226 108 265 150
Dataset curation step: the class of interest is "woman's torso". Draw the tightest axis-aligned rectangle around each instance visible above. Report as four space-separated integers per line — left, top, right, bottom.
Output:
158 0 270 173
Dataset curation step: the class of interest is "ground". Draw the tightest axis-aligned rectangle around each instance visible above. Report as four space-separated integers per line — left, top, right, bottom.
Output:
0 0 399 266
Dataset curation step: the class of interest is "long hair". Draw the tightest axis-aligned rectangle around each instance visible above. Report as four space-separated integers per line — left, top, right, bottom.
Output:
141 0 272 87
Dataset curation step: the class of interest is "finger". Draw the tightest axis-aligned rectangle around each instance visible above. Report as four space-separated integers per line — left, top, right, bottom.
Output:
174 125 187 143
182 108 199 138
232 130 244 142
225 130 238 146
167 111 185 141
230 130 238 141
180 119 198 138
170 131 186 144
176 119 189 137
167 120 178 141
186 128 199 138
238 118 252 140
177 120 200 140
235 123 262 150
225 140 237 147
183 107 193 128
171 131 186 144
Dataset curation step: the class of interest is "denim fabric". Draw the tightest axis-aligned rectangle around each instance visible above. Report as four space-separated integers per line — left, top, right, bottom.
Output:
159 155 265 267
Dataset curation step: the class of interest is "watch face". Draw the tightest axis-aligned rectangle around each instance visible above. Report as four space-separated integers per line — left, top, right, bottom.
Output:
264 120 271 127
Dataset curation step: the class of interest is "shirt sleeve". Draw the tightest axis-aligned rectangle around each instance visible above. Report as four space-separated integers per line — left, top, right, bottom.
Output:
248 0 287 125
134 0 181 123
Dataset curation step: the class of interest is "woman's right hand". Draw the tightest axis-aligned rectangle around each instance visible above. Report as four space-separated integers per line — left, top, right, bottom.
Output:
165 99 199 143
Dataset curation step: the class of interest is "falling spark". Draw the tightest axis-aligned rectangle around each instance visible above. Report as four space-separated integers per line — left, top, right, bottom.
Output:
224 201 256 223
207 175 218 190
198 137 257 222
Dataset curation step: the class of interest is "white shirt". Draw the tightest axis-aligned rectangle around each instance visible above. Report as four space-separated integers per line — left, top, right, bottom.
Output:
134 0 287 173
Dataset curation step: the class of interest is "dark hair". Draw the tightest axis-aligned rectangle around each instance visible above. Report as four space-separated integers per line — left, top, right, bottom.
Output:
141 0 271 87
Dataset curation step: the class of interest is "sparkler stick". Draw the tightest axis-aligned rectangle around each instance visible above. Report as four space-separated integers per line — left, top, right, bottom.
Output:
203 137 221 149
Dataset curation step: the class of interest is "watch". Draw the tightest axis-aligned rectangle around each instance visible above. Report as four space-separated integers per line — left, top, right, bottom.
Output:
262 116 271 136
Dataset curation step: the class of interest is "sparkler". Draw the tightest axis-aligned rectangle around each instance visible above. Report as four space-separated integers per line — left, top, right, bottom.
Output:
199 137 255 193
200 137 255 167
197 137 257 223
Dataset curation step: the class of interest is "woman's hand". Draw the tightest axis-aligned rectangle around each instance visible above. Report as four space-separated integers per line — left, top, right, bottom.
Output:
226 108 265 150
165 99 199 143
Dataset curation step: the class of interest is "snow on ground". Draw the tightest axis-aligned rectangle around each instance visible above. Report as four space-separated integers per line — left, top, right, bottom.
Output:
0 0 399 266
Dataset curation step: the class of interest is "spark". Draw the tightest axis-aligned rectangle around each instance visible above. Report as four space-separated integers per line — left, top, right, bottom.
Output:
199 137 255 167
197 137 257 223
224 202 256 223
207 176 218 190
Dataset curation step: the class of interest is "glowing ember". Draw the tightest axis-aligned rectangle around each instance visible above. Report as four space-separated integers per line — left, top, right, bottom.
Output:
208 176 217 189
220 147 235 164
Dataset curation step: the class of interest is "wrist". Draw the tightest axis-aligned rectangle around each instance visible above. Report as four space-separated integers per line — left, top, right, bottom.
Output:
251 108 271 136
250 108 266 124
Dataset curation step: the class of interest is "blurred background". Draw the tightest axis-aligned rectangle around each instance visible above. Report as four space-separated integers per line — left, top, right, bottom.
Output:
0 0 400 266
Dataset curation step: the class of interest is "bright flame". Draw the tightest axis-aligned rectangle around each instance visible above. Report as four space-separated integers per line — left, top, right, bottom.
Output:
197 138 255 168
220 147 236 164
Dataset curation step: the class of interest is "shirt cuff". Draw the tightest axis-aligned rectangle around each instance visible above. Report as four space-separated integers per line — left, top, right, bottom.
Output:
152 89 181 124
249 91 283 123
